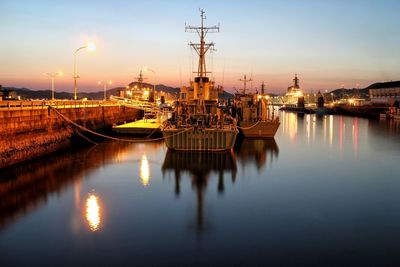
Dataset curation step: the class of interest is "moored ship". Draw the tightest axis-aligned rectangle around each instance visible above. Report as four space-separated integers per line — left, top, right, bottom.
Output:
161 10 238 151
233 77 280 138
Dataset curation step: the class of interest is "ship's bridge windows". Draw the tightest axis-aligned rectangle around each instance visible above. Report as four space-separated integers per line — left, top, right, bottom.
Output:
195 77 209 83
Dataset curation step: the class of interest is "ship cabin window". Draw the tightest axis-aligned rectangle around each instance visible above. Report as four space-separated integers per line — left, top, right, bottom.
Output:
195 77 209 83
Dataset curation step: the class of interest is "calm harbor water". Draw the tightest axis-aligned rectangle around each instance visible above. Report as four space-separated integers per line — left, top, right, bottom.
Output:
1 112 400 266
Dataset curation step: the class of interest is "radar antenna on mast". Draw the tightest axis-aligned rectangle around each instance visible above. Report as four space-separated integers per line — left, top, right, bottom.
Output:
185 9 220 78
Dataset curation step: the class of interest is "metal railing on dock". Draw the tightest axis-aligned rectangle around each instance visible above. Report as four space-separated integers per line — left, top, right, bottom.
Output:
0 100 122 111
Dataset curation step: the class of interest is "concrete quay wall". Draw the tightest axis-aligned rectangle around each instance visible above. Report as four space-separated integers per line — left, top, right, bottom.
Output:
0 104 141 168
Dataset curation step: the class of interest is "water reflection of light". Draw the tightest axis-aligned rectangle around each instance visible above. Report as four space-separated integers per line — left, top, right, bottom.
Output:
312 115 316 143
86 193 101 232
74 181 81 209
306 115 311 144
339 116 343 151
140 155 150 186
353 118 359 157
282 112 297 143
329 115 333 145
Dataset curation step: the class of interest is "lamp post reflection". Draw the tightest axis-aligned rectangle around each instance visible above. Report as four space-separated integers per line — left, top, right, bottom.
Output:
140 155 151 187
85 192 101 232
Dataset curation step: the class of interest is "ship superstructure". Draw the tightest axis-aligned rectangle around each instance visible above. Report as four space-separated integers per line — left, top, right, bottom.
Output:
162 9 238 151
233 76 280 138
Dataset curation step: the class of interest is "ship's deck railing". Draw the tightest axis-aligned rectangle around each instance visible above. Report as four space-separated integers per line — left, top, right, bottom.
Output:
0 97 164 112
111 96 161 113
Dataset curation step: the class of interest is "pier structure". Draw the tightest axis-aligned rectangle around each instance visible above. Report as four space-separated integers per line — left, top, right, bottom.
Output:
0 100 141 168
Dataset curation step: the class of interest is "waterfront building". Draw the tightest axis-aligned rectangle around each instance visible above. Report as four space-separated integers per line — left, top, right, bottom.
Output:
368 81 400 104
0 87 19 100
316 90 324 108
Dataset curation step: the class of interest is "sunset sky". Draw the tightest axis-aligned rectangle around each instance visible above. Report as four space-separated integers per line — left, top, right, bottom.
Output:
1 0 399 94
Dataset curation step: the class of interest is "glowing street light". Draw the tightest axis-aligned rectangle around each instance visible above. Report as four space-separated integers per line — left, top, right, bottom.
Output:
142 67 156 103
44 71 63 100
73 42 96 100
98 80 112 100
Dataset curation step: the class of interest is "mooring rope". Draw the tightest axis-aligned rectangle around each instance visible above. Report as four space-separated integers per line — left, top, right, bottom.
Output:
145 125 161 139
75 129 98 145
50 107 194 143
236 120 262 130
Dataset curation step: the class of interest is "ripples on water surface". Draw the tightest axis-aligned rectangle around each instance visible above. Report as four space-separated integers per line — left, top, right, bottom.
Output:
1 112 400 266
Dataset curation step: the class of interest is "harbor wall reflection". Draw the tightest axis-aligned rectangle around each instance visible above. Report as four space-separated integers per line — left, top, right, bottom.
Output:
0 142 132 230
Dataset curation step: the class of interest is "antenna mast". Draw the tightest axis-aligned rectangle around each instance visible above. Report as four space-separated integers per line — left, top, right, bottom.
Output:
185 9 219 78
136 70 147 90
261 81 265 95
239 74 252 94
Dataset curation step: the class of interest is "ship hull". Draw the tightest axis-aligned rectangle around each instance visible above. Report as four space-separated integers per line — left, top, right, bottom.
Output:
239 121 280 138
162 128 238 151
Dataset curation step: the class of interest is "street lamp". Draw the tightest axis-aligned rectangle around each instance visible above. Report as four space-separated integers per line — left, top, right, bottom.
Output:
142 67 156 103
98 80 112 101
44 71 63 100
73 42 96 100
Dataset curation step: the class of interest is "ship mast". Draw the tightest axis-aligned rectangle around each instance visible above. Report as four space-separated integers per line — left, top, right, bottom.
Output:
261 81 265 95
239 74 252 94
135 70 147 90
186 9 219 78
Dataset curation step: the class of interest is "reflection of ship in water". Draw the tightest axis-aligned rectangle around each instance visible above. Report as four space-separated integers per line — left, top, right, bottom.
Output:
234 138 279 170
0 142 134 230
162 151 237 233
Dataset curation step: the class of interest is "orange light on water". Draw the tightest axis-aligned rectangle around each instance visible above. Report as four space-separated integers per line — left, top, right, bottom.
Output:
140 155 150 187
86 193 101 231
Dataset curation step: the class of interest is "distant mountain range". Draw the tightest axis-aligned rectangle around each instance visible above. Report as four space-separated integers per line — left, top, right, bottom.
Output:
2 81 236 100
2 82 181 100
2 83 371 100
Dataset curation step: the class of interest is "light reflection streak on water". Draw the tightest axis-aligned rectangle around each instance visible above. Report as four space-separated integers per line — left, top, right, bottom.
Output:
312 115 316 143
339 116 343 151
279 112 365 157
329 115 333 146
353 118 359 158
283 112 297 144
323 115 327 143
140 155 150 187
306 115 310 144
86 193 101 232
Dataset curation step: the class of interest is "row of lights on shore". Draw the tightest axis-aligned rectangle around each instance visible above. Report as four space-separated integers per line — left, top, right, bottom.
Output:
44 42 97 101
44 42 157 102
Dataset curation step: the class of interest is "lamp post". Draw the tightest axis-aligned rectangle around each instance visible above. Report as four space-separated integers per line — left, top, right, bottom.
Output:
98 80 113 101
142 67 156 103
73 42 96 100
45 72 63 100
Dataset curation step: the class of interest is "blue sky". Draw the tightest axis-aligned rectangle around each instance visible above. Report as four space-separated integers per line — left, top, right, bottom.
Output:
1 0 399 93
